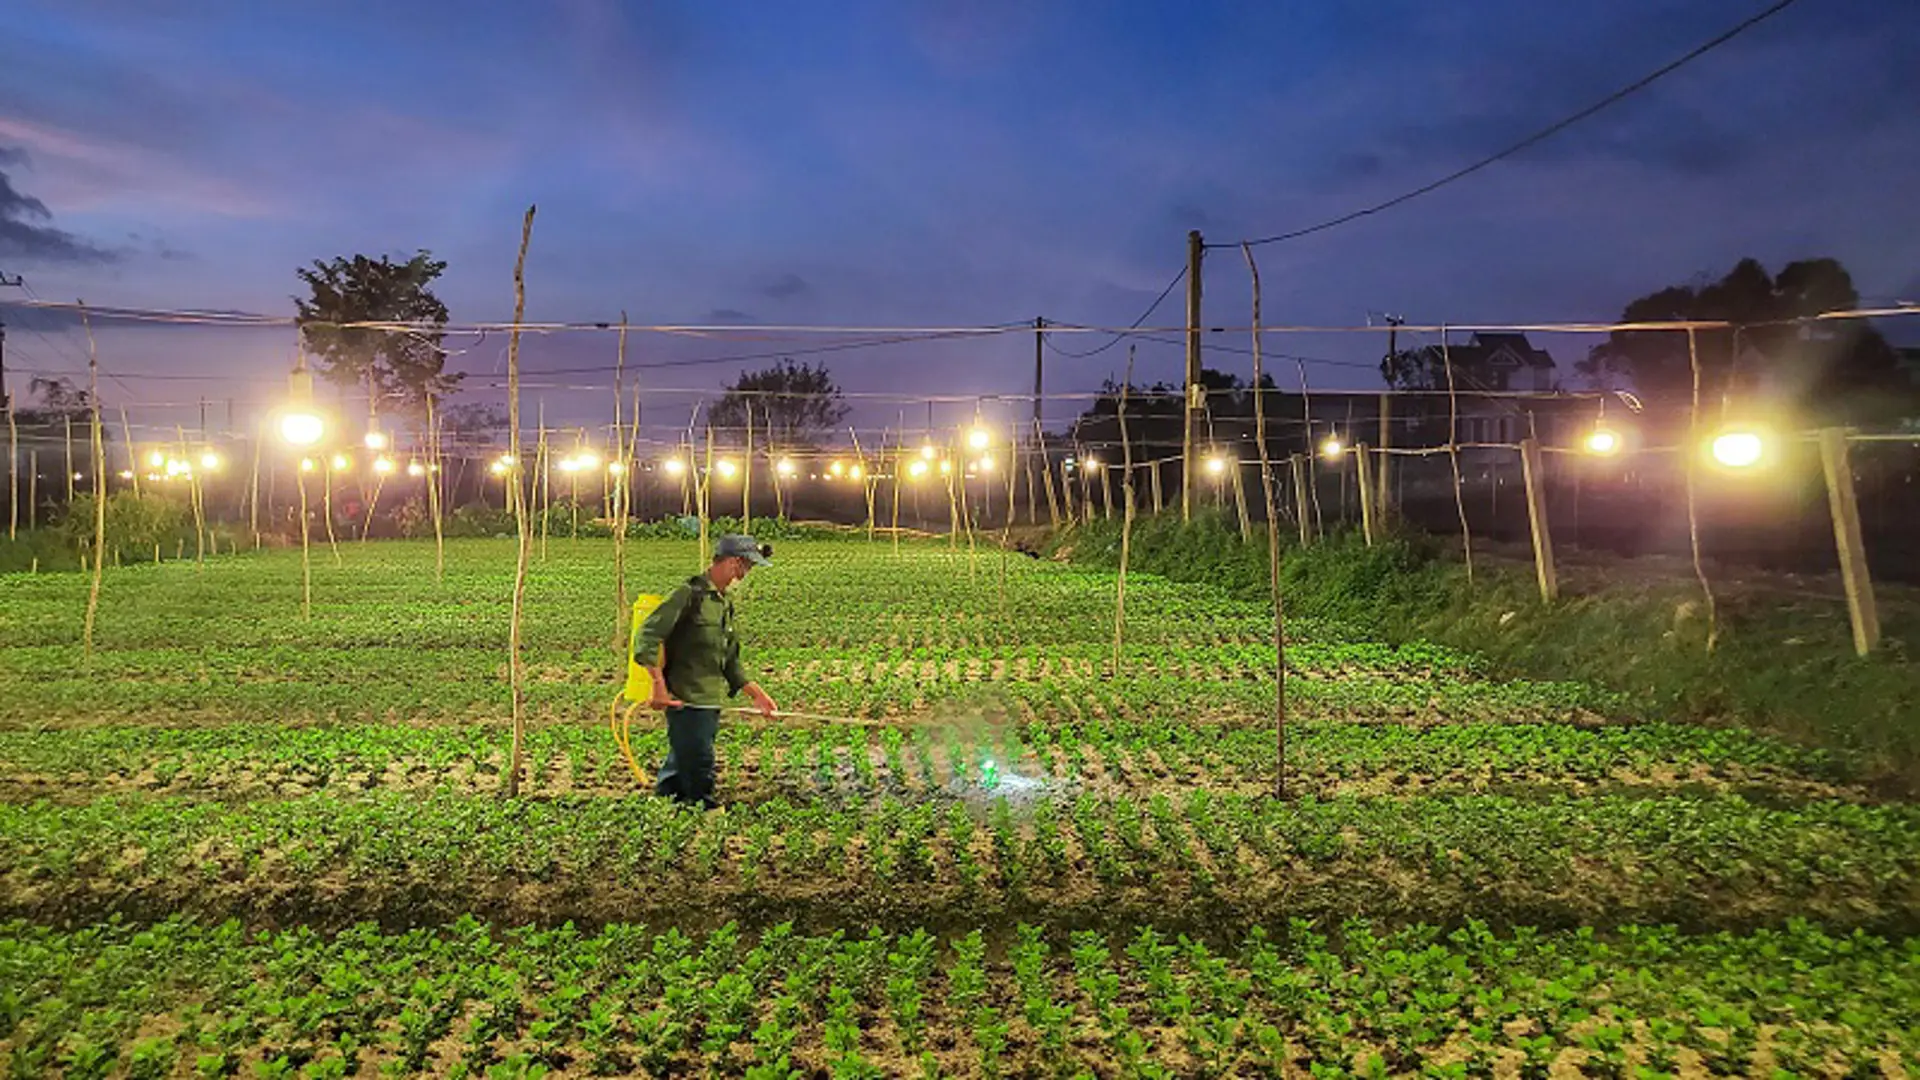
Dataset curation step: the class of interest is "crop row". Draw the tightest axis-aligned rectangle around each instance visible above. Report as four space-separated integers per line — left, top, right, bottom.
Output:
0 538 1303 650
4 791 1915 932
5 914 1915 1078
0 719 1860 804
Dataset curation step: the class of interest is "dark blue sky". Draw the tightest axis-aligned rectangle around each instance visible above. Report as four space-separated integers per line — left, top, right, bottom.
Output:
3 0 1917 441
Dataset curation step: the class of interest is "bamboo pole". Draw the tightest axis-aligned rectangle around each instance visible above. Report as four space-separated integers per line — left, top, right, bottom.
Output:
1149 460 1163 516
1240 242 1287 800
536 407 549 560
1684 328 1717 652
247 418 262 549
505 204 537 799
1442 329 1473 583
1355 443 1377 547
321 452 340 566
427 393 444 583
119 407 139 501
1034 418 1062 528
81 303 107 659
613 314 629 651
699 424 713 566
27 451 36 531
179 425 205 566
6 399 16 540
1113 348 1137 677
298 461 312 619
850 426 875 541
1231 462 1252 541
1289 455 1311 546
891 419 903 557
1518 437 1557 603
1377 393 1393 527
1819 427 1879 656
64 415 74 506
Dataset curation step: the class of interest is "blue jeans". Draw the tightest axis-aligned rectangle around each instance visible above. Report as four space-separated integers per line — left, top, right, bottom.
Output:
654 705 721 808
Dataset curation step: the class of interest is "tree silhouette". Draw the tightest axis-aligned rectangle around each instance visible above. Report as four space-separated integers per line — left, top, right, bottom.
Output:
294 251 457 419
707 360 850 449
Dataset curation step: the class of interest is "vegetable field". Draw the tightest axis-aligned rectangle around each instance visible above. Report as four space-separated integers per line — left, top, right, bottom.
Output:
2 536 1915 1077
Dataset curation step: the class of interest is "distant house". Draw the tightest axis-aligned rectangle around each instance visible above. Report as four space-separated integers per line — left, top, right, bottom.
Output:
1405 332 1560 446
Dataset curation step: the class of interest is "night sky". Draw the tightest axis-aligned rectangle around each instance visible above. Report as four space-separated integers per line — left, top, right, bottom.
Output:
2 0 1917 442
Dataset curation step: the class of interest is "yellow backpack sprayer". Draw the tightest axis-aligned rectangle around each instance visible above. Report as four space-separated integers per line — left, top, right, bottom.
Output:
609 592 666 785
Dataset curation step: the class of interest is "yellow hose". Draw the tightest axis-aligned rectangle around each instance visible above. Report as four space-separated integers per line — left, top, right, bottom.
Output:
608 693 648 785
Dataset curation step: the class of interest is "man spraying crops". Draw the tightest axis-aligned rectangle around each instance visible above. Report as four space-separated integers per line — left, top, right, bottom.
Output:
635 534 779 809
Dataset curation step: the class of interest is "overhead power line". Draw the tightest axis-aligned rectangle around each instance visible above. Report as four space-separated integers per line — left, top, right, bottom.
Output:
1224 0 1807 249
1042 264 1188 359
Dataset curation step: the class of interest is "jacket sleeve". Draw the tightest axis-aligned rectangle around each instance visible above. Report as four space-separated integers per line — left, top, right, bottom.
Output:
633 585 692 666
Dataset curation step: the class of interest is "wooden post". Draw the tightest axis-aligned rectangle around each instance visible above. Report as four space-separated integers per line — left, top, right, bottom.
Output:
27 449 36 530
1289 454 1311 546
427 393 444 583
1518 437 1558 603
1231 462 1252 541
1819 428 1879 656
297 462 311 619
6 399 16 539
1097 462 1114 520
119 407 139 501
1377 393 1393 526
1683 329 1718 652
743 401 753 530
504 204 537 800
1355 443 1377 547
1149 460 1163 515
1114 349 1137 676
1240 242 1287 800
1182 229 1203 522
1034 419 1061 528
80 303 106 659
1442 330 1473 583
64 414 74 506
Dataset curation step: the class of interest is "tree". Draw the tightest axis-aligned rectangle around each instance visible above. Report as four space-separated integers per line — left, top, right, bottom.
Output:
294 252 458 419
706 360 850 448
1577 257 1909 425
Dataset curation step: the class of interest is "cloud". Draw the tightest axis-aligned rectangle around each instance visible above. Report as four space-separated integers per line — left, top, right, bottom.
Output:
0 147 115 263
759 273 810 300
703 308 755 324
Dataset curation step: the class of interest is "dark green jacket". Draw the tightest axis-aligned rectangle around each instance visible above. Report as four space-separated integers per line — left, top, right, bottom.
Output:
634 573 752 707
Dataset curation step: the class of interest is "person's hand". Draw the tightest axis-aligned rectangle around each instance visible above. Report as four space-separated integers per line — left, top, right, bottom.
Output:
747 684 778 719
648 687 684 712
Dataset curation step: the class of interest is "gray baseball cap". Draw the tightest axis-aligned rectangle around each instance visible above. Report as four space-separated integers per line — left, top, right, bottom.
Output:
715 534 772 566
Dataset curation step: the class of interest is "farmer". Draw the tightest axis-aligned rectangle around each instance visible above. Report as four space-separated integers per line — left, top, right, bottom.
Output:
635 533 779 809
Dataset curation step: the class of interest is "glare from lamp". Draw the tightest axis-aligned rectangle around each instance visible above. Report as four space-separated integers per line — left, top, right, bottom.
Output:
147 450 165 469
920 444 937 460
1083 456 1101 470
558 457 580 474
406 461 426 478
938 460 952 475
299 458 316 473
776 458 796 478
200 451 222 471
1710 429 1767 470
663 457 687 476
829 460 845 477
977 453 994 472
1320 436 1344 460
607 461 626 476
849 464 865 481
967 427 991 451
489 461 508 477
717 459 739 478
575 451 600 470
118 470 134 480
1205 455 1227 476
364 430 388 451
1584 428 1621 456
907 460 929 479
280 412 324 447
373 456 395 475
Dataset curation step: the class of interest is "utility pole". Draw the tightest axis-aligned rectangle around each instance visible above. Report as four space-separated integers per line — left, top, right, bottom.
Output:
1379 314 1403 526
1182 231 1203 522
0 270 24 410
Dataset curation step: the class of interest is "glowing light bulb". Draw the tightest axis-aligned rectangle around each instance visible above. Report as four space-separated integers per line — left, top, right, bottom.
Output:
1320 436 1344 460
607 461 626 476
776 458 796 478
1585 429 1621 456
363 430 388 451
663 458 686 476
977 454 994 473
330 454 350 471
1206 455 1227 476
829 460 845 478
147 450 165 469
575 451 600 470
908 460 929 478
717 459 739 478
967 427 991 451
1083 456 1101 470
489 461 508 476
849 464 864 481
299 458 316 473
558 457 580 474
373 456 394 475
920 444 936 461
938 460 952 475
406 461 426 478
200 451 222 471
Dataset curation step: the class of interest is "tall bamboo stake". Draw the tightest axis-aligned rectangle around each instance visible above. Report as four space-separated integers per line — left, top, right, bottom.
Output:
297 462 312 619
426 392 445 583
64 415 74 505
247 419 262 549
743 400 754 531
1242 244 1287 800
179 425 205 566
1114 347 1137 677
321 454 340 566
537 405 550 560
850 426 875 541
119 407 139 500
1441 328 1473 583
505 204 537 799
81 304 107 659
890 412 904 556
6 398 16 540
1685 328 1718 651
699 424 713 565
1034 418 1062 527
613 314 629 652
